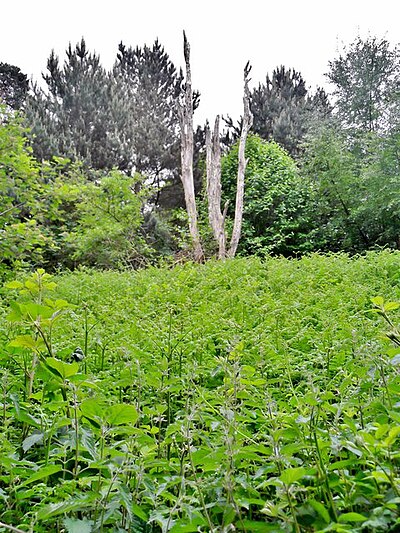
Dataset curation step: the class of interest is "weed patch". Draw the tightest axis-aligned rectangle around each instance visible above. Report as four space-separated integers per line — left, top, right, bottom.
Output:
1 252 400 531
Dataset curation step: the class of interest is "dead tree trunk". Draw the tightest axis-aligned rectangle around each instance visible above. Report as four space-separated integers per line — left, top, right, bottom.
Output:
177 31 203 262
206 64 253 259
227 62 253 258
206 116 228 259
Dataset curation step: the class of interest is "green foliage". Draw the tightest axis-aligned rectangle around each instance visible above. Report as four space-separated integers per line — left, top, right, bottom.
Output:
225 67 331 158
251 66 331 157
326 35 400 134
353 131 400 248
221 135 309 255
114 39 181 179
301 124 400 252
2 252 400 530
300 125 364 251
0 107 48 275
0 113 156 276
25 38 191 212
0 63 29 110
66 171 151 269
26 39 117 170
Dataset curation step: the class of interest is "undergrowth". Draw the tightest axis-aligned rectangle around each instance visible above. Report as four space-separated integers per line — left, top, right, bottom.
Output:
1 251 400 531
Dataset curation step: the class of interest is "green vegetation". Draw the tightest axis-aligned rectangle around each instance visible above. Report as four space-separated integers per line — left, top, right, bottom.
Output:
1 31 400 532
221 135 308 256
2 252 400 531
0 109 158 277
2 34 400 269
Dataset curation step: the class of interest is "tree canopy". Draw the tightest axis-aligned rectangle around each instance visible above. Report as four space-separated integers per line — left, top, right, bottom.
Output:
326 35 400 133
1 32 400 274
0 62 29 109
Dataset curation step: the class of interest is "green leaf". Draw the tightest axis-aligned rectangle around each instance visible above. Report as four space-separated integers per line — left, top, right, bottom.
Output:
279 467 307 485
6 301 23 321
22 432 44 452
383 426 400 446
370 470 391 483
37 493 97 519
23 302 54 320
80 399 105 421
45 357 79 379
9 335 44 351
6 280 24 289
80 398 105 428
117 484 133 523
169 516 207 532
106 404 138 426
236 520 282 531
338 512 367 523
385 301 400 311
328 459 360 471
20 464 62 486
308 500 330 524
13 409 41 429
371 296 385 307
131 503 149 522
63 518 93 533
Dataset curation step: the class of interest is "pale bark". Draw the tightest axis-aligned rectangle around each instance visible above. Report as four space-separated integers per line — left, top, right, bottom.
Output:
206 116 227 259
227 63 253 258
177 31 203 262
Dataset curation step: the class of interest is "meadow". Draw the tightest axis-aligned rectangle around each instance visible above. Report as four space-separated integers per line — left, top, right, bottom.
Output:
1 251 400 532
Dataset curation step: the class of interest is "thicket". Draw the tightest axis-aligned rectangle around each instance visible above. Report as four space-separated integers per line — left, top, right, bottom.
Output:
2 34 400 272
2 28 400 533
1 252 400 531
0 109 176 278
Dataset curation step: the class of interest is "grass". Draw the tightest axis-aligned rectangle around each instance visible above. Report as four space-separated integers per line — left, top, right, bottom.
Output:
1 250 400 532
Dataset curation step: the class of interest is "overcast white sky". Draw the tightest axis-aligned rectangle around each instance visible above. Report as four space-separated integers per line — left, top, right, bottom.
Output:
1 0 398 124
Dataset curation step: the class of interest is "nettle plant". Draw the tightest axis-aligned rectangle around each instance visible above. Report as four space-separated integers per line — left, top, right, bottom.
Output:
2 257 400 532
0 270 145 532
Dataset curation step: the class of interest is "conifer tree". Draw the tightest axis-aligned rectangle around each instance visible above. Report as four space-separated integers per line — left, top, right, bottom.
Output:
26 39 117 169
0 63 29 110
225 66 331 157
113 39 182 191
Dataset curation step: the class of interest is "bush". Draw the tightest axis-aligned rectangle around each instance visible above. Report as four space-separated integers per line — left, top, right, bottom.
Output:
221 135 310 256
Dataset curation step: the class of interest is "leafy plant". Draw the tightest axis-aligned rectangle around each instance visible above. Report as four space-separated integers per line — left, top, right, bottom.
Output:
1 253 400 530
221 135 309 256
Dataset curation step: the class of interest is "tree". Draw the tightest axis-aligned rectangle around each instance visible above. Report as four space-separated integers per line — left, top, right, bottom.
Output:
178 34 253 261
300 124 373 251
206 63 253 259
0 106 49 275
67 171 150 269
225 66 331 157
221 135 308 256
0 63 29 109
350 131 400 249
177 32 203 261
25 39 119 169
326 35 400 134
252 66 307 155
26 38 192 212
113 39 181 185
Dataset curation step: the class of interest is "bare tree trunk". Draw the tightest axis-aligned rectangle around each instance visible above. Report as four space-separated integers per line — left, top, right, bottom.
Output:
206 116 227 259
177 31 203 262
227 63 253 258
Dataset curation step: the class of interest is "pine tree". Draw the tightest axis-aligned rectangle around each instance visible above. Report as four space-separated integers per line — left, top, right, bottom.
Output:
26 39 118 169
0 63 29 110
113 39 182 189
225 66 331 157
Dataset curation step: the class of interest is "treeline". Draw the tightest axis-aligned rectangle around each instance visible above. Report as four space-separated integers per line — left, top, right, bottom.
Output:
1 34 399 276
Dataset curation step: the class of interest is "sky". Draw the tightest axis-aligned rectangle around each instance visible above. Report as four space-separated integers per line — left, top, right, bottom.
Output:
1 0 398 124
